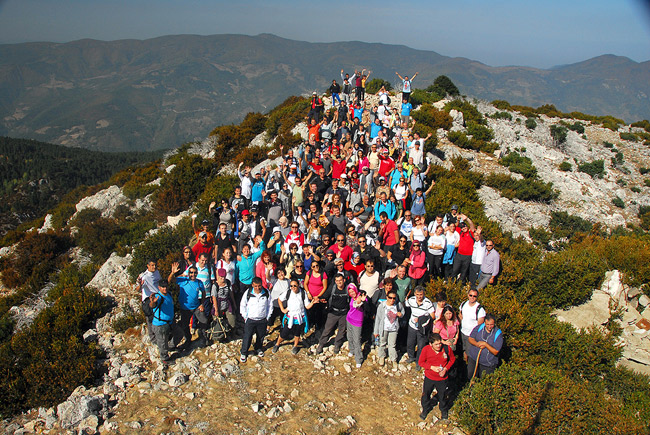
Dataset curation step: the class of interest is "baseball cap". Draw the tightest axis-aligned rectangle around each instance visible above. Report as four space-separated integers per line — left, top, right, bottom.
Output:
451 204 459 211
217 269 227 277
241 210 250 216
273 226 281 233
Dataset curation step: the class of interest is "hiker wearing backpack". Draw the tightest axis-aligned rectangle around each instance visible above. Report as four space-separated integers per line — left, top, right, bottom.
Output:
458 289 486 362
147 279 174 365
418 332 455 421
316 273 351 354
239 277 273 363
406 286 435 367
467 314 503 380
272 279 320 355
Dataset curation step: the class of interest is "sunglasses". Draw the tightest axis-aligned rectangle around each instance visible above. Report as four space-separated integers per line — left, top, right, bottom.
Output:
387 296 396 300
290 284 299 288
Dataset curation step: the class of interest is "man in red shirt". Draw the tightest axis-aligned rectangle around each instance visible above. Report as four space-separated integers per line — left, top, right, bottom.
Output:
418 332 455 421
452 214 475 283
192 231 214 263
377 149 395 179
379 211 399 249
329 234 353 262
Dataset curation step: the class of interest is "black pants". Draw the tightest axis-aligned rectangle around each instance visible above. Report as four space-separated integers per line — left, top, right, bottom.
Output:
421 377 450 415
468 263 481 288
429 254 443 279
407 327 428 364
308 302 327 332
317 312 347 351
355 86 363 101
467 357 497 380
452 253 472 283
403 92 411 103
241 318 267 355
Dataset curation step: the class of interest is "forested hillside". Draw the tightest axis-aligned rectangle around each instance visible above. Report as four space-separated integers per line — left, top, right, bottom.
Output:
0 137 163 234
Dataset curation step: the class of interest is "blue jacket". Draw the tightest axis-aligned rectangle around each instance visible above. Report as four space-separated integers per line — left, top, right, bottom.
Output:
236 240 266 285
151 292 174 326
176 277 205 311
374 200 396 222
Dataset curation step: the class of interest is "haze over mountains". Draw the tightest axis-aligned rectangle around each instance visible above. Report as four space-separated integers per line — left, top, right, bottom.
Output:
1 33 648 152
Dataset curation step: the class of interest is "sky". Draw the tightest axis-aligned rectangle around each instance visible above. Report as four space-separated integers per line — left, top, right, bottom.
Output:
0 0 648 68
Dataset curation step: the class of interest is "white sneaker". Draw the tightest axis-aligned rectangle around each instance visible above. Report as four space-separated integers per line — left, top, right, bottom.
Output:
356 363 362 368
348 352 353 357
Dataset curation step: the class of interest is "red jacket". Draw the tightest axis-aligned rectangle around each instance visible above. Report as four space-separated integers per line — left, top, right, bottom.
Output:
456 228 474 256
418 344 456 381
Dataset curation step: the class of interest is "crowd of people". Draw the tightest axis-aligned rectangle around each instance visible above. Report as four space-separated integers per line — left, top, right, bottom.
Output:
135 72 503 422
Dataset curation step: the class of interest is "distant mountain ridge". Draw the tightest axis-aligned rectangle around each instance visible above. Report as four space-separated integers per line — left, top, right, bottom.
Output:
1 33 648 152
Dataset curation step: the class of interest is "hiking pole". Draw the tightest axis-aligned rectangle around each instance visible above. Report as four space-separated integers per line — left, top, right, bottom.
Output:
469 348 483 386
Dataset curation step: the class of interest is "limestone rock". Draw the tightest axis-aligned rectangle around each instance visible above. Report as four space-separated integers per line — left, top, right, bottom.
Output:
168 373 188 387
57 394 107 430
74 185 128 218
449 109 464 132
87 252 133 293
38 214 54 233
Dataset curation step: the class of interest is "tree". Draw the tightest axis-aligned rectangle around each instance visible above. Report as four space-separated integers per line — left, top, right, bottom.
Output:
365 78 392 94
427 75 460 97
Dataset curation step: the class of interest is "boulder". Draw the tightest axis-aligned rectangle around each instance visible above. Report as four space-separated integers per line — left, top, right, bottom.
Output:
168 373 188 387
57 394 107 429
74 185 128 218
449 109 464 132
553 290 611 330
38 214 54 233
87 252 132 293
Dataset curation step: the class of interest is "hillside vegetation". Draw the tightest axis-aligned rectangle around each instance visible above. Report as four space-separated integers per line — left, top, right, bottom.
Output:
0 137 162 234
0 86 649 433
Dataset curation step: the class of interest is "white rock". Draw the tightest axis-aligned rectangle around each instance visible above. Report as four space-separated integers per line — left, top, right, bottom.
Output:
251 402 262 413
343 363 352 373
87 252 133 292
38 214 54 233
639 295 650 308
168 373 188 387
266 406 281 419
73 185 129 218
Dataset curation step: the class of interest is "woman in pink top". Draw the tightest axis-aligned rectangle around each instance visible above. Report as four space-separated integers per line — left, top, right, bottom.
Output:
433 305 460 351
346 284 367 367
304 261 328 331
406 240 427 286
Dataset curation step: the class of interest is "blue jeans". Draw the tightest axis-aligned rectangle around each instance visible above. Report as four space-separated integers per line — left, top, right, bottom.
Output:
332 93 341 106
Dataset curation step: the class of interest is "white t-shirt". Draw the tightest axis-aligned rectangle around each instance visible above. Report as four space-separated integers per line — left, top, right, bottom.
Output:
280 290 310 324
460 300 486 336
407 296 434 330
428 234 447 255
140 270 161 301
394 184 408 200
359 271 381 299
472 239 487 265
216 259 235 283
383 303 400 332
445 231 460 247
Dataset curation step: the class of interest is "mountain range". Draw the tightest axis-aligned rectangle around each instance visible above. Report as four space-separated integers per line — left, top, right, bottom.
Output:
1 33 648 152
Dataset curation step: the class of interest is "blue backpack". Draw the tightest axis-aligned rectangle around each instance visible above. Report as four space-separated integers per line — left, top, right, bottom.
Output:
477 323 502 341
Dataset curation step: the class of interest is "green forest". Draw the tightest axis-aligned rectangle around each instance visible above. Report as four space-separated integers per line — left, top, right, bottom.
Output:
0 137 163 232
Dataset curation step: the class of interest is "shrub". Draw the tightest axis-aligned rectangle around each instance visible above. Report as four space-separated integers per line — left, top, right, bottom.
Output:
562 121 585 134
0 282 108 417
112 304 145 333
153 154 212 215
645 179 650 187
411 103 452 132
427 75 460 97
612 151 624 166
121 161 163 200
491 100 512 110
491 111 512 120
640 167 650 175
620 132 638 142
71 208 126 262
612 197 625 208
603 141 614 148
128 218 193 282
631 186 641 193
524 117 537 130
49 202 77 230
484 174 558 203
195 175 240 215
639 206 650 231
365 78 392 94
578 160 605 178
466 121 494 142
409 88 442 108
447 130 498 154
550 125 568 145
631 119 650 131
528 226 551 248
549 211 592 239
444 100 485 125
559 161 572 171
500 152 537 178
454 363 643 435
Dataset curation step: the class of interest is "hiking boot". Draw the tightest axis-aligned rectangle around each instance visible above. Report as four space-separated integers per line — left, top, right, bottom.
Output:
315 345 323 355
440 410 449 420
419 408 430 420
333 346 341 354
291 346 299 355
240 354 247 363
272 344 280 354
256 349 264 357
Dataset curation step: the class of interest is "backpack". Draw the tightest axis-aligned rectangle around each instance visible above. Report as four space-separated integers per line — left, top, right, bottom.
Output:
387 96 392 105
281 287 307 310
328 286 350 314
476 323 502 341
246 287 269 301
460 301 482 320
141 297 154 319
150 293 172 325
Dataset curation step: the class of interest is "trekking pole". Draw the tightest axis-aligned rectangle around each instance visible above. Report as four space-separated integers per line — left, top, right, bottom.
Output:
469 348 482 386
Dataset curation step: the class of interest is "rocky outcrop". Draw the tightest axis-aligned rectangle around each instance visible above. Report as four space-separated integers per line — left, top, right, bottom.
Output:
73 185 151 219
87 252 133 296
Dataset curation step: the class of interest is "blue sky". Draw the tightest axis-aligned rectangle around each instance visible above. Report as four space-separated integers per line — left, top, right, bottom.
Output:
0 0 648 68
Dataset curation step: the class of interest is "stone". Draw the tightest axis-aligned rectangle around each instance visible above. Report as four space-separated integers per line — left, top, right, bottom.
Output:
83 329 98 342
251 402 262 413
114 377 128 389
283 402 293 413
601 270 625 303
87 252 133 292
627 287 642 299
57 395 108 429
38 214 54 233
102 421 118 431
553 290 612 330
74 185 130 218
78 414 99 433
266 406 281 419
168 373 188 387
129 421 142 429
343 415 356 428
343 363 352 373
290 388 299 399
639 295 650 308
221 363 238 376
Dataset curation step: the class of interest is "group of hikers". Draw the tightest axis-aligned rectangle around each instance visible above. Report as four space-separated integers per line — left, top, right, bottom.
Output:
135 70 503 421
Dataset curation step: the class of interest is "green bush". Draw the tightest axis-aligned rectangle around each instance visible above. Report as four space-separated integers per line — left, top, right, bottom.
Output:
525 117 537 130
0 282 107 417
620 132 638 142
444 99 485 125
153 153 212 216
631 186 641 193
121 161 163 200
612 197 625 208
612 151 624 166
365 78 392 94
485 174 558 203
578 160 605 178
491 111 512 120
411 103 452 132
550 125 568 145
409 88 442 108
466 121 494 142
500 152 537 178
429 75 460 97
112 304 145 333
562 120 585 134
549 211 592 239
559 161 572 171
529 226 551 248
639 206 650 231
447 131 498 154
491 100 512 110
631 119 650 132
603 141 614 148
454 363 643 435
645 179 650 187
